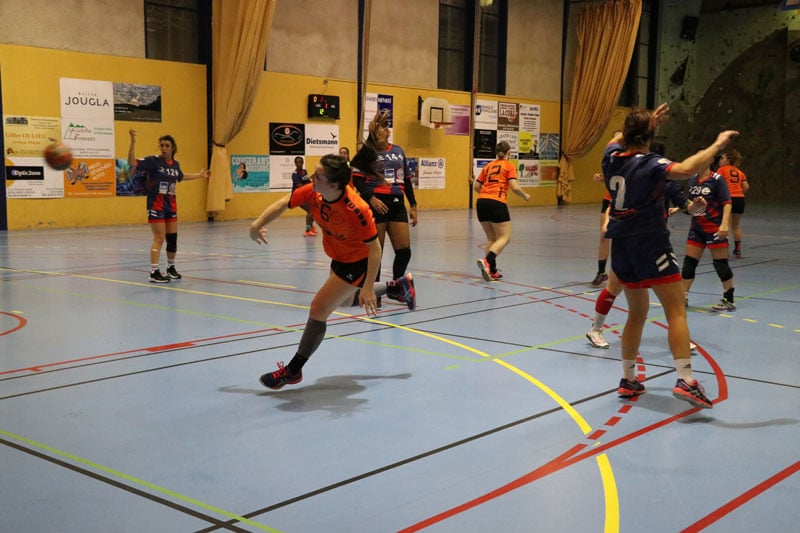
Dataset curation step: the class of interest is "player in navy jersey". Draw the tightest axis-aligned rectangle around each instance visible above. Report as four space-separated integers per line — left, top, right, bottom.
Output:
128 129 210 283
291 156 316 237
602 104 738 409
351 110 417 306
681 160 735 311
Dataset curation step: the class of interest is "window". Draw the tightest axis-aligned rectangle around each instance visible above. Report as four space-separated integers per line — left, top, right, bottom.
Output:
145 0 211 64
438 0 507 94
618 0 657 108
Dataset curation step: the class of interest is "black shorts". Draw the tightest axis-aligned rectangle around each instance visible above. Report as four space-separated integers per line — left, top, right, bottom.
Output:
331 257 369 287
731 196 745 215
372 193 408 224
601 198 611 213
476 198 511 223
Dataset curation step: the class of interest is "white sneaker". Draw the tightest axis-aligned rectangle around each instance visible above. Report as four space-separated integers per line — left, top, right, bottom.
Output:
586 328 609 349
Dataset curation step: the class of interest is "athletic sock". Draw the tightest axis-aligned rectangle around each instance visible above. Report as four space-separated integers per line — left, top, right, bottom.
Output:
675 358 693 381
151 264 159 273
724 287 734 303
598 259 607 274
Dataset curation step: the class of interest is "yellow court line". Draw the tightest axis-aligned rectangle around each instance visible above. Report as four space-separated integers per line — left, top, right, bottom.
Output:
9 268 616 526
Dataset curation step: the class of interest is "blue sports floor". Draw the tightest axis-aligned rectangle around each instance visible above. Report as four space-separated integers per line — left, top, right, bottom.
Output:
1 203 798 532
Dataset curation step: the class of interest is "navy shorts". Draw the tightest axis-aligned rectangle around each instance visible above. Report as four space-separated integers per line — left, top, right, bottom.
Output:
372 193 409 224
611 231 682 288
687 227 728 249
148 194 177 223
476 198 511 223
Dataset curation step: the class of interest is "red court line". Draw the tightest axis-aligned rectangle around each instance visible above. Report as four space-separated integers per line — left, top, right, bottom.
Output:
0 311 27 336
0 327 285 375
681 460 800 532
400 329 729 531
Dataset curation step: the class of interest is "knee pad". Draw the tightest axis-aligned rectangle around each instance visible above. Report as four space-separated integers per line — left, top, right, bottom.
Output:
712 259 733 282
682 256 699 280
165 232 177 253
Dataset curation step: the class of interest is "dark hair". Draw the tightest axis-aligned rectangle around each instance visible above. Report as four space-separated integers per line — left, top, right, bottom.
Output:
318 154 352 190
294 156 304 165
622 109 654 147
496 141 511 155
159 134 177 155
349 144 385 182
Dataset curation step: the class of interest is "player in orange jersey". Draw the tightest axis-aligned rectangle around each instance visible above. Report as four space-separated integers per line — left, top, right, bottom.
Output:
473 141 531 281
716 149 749 258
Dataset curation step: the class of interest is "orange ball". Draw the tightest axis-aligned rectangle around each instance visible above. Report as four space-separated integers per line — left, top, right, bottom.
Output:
44 142 73 171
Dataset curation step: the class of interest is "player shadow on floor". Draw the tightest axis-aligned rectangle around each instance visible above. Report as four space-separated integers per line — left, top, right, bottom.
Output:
219 373 412 416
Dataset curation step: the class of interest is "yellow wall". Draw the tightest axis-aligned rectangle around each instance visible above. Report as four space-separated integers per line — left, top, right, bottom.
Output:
2 45 584 230
1 45 208 230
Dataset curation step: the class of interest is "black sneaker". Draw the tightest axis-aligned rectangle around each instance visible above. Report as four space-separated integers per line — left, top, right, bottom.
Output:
259 362 303 390
149 270 170 283
618 378 646 398
166 265 182 280
672 378 713 409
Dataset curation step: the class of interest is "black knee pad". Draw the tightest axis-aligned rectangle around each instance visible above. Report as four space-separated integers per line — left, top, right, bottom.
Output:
165 233 177 253
712 259 733 282
682 256 699 280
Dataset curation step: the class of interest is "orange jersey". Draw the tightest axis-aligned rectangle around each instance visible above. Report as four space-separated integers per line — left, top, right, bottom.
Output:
476 159 518 203
717 165 748 197
290 183 378 263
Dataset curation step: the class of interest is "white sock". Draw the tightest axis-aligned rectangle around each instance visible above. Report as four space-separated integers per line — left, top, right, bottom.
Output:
151 264 159 273
675 358 693 381
592 313 607 330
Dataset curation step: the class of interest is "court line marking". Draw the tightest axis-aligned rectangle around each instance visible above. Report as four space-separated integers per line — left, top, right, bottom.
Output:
0 428 283 533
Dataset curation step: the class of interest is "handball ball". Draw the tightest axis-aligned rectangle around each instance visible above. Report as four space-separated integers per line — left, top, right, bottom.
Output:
44 142 73 171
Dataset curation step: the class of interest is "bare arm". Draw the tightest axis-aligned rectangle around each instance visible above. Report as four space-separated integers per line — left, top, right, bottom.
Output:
249 194 292 244
508 179 531 202
183 169 210 181
127 129 137 168
667 129 739 180
716 202 732 239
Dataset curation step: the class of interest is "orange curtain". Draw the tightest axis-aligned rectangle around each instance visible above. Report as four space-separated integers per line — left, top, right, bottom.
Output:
207 0 277 214
557 0 642 202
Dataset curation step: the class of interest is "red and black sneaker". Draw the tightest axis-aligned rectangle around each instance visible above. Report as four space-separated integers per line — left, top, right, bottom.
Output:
618 378 646 398
259 362 303 390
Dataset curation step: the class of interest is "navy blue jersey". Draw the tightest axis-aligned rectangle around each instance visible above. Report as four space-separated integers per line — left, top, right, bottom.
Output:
687 171 731 234
602 142 673 238
374 144 417 207
136 155 183 210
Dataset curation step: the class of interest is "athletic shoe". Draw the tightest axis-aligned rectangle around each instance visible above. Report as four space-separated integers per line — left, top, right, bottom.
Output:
710 299 736 312
732 251 742 259
618 378 646 398
303 228 317 237
586 327 609 349
672 378 713 409
590 273 608 287
166 265 182 280
259 362 302 390
149 270 170 283
477 258 492 282
396 273 416 310
490 270 503 280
